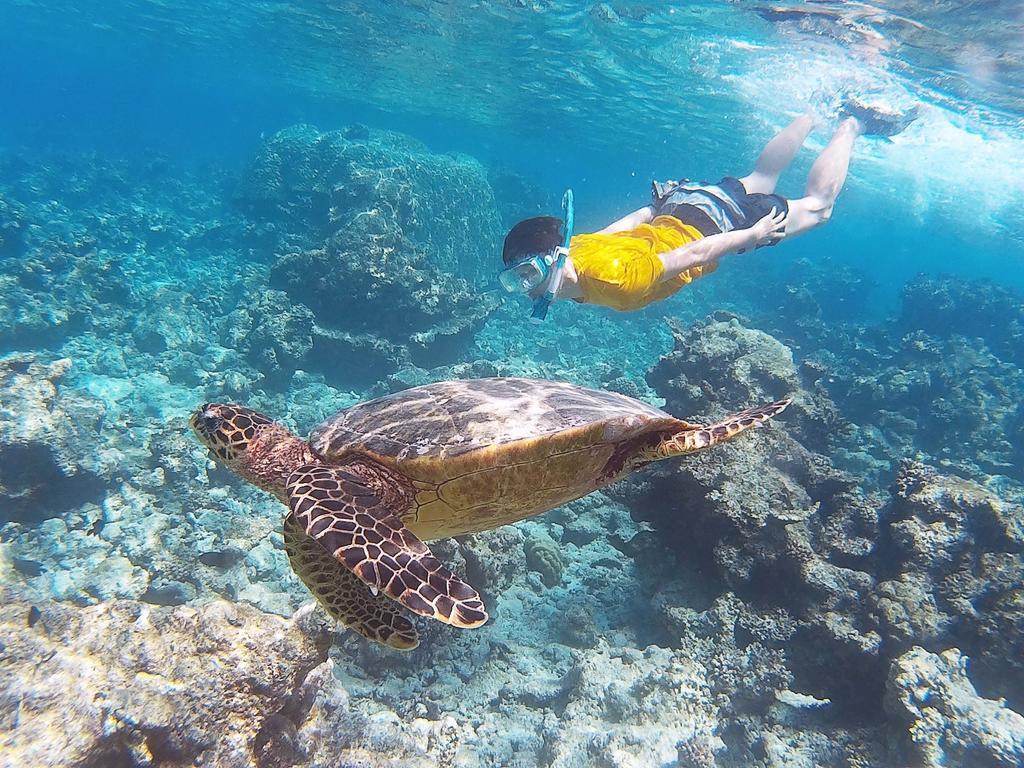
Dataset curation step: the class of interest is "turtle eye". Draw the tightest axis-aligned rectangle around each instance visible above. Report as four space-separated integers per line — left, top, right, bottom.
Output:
201 413 222 434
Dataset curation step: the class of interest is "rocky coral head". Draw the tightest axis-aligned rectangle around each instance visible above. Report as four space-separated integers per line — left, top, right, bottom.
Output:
190 403 313 499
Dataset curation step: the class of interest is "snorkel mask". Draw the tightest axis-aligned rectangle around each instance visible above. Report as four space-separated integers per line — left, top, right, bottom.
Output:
498 189 575 323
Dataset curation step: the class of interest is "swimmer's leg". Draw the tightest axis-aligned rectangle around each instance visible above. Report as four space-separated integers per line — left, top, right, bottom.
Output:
783 117 864 238
739 114 816 195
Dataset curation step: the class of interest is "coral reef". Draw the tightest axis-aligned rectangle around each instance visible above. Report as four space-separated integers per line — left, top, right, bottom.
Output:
236 125 500 278
897 274 1024 366
524 532 567 587
544 643 722 768
0 194 25 256
240 125 503 374
0 355 108 525
222 288 316 385
3 140 1024 768
0 589 460 768
648 314 845 452
687 258 1024 491
486 168 551 230
826 328 1024 482
886 647 1024 768
880 461 1024 705
769 267 1024 487
617 313 1024 764
458 525 527 600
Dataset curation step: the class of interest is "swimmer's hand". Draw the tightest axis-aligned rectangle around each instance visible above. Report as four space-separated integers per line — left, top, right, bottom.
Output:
748 207 788 248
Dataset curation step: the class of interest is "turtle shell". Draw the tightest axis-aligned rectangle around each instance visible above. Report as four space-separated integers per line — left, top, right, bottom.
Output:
310 378 685 539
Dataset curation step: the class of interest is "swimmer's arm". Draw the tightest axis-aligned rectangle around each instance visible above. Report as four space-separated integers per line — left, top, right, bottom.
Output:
596 206 654 235
657 208 787 281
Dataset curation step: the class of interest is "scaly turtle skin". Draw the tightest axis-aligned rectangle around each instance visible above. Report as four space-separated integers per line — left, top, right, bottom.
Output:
191 377 788 649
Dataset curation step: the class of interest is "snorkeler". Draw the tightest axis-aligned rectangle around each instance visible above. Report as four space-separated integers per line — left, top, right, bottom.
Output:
500 102 916 319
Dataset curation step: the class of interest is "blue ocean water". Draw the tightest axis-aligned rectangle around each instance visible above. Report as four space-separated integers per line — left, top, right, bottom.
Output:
1 2 1023 766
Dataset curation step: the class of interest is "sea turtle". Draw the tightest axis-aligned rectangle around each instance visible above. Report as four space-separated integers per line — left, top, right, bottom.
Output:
190 377 788 649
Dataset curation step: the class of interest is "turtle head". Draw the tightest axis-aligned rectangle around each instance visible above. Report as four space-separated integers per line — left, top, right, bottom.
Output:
191 403 273 464
191 403 313 499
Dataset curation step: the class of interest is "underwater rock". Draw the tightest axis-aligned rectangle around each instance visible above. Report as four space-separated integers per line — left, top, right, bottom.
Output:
459 525 528 600
0 234 95 349
870 572 946 648
771 272 1024 485
899 274 1024 365
679 269 1024 488
541 643 722 768
0 355 108 524
557 602 601 650
131 286 214 356
270 222 497 373
238 125 502 378
486 167 551 230
237 125 501 275
626 314 1024 763
356 637 723 768
308 325 414 389
619 318 898 750
886 647 1024 768
881 461 1024 705
0 153 246 355
631 315 867 616
828 328 1024 481
222 288 316 384
0 148 299 441
0 589 458 767
653 591 794 716
649 587 887 767
0 194 26 256
648 315 844 453
0 590 327 766
0 345 299 610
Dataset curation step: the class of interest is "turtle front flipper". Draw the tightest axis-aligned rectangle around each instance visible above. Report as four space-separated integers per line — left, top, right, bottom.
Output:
283 513 419 650
646 399 791 460
286 465 488 630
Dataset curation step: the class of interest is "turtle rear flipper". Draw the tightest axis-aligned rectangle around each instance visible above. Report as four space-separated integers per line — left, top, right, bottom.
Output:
283 513 419 650
286 465 488 629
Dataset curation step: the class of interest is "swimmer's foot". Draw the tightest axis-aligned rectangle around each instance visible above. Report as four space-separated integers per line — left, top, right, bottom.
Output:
841 98 918 137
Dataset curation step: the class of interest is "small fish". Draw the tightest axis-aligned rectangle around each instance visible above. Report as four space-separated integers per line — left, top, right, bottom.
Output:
12 558 44 577
27 606 41 628
198 549 243 569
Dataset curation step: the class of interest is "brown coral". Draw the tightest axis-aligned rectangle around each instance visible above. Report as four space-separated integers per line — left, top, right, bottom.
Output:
524 533 566 588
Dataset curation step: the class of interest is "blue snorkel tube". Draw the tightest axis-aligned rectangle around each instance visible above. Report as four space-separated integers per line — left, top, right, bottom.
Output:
530 188 574 324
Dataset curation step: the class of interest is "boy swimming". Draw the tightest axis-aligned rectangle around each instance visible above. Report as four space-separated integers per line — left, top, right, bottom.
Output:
499 103 915 316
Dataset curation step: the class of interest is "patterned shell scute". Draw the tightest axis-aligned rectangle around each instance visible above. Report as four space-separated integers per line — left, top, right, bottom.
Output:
310 377 675 461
